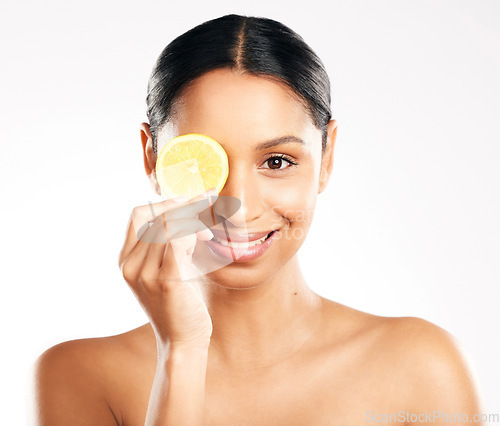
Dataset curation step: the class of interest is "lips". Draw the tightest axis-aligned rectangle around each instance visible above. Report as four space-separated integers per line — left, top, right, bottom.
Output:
210 229 271 243
205 229 279 262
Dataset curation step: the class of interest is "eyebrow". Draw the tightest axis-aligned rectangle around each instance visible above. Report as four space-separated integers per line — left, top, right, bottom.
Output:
255 135 305 150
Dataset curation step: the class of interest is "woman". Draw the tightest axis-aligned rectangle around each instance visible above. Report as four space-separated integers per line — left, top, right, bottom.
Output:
32 14 484 425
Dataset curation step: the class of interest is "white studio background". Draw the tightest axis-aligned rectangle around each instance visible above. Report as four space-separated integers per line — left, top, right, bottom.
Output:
0 0 498 422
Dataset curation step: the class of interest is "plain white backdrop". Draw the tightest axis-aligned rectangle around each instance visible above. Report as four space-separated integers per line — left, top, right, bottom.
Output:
0 0 498 422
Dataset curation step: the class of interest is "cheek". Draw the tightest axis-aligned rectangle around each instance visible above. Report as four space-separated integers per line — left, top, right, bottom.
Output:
265 173 318 242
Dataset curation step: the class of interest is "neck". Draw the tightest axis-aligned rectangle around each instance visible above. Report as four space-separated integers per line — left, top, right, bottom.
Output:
199 256 325 371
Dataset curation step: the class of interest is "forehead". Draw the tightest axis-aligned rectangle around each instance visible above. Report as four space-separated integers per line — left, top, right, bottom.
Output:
159 68 318 149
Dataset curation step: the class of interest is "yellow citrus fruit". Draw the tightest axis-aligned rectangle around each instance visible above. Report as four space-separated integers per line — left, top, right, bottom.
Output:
155 133 229 199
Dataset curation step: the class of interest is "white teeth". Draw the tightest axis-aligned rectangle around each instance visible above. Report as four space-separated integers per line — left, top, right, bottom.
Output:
215 233 269 248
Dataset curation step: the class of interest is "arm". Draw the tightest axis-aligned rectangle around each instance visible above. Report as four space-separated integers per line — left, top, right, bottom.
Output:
145 344 209 426
119 193 216 425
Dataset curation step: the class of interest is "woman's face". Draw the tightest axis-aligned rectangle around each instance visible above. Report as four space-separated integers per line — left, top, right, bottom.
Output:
147 68 336 289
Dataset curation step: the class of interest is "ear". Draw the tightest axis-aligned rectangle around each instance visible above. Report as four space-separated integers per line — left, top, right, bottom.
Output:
140 122 161 196
318 119 338 194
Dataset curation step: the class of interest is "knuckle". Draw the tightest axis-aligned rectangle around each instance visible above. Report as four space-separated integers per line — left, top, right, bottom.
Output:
130 206 141 221
157 268 181 290
138 271 153 287
121 261 136 283
157 278 177 293
139 272 175 293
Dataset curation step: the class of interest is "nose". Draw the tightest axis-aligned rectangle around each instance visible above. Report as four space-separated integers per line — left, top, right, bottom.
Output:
213 163 263 227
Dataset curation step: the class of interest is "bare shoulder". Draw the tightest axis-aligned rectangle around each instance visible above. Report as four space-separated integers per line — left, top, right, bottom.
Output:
322 300 475 365
29 324 155 425
321 301 484 416
381 316 485 417
371 315 476 380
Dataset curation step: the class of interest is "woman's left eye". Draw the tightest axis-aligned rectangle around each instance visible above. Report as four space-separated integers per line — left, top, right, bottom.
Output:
261 155 298 171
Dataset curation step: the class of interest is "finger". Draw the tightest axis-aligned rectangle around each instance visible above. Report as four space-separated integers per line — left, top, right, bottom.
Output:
142 216 212 280
132 191 217 240
158 197 216 224
139 216 213 244
120 215 170 283
120 193 217 265
161 232 198 281
120 215 213 269
140 225 212 276
142 242 168 273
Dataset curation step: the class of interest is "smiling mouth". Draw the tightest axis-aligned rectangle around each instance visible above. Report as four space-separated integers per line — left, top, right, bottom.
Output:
210 230 277 249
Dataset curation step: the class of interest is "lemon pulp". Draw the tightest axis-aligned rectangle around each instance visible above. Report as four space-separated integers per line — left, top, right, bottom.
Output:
155 133 229 199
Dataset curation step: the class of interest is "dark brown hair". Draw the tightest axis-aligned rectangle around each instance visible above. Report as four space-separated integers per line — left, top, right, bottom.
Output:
146 14 332 155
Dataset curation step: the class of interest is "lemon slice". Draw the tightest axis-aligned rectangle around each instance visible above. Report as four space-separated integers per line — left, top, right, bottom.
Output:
155 133 229 199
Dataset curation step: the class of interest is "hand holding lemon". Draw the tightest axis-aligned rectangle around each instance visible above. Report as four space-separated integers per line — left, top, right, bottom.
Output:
119 189 217 353
118 134 229 353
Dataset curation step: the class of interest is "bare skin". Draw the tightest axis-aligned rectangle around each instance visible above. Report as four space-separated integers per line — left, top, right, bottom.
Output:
31 69 484 425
